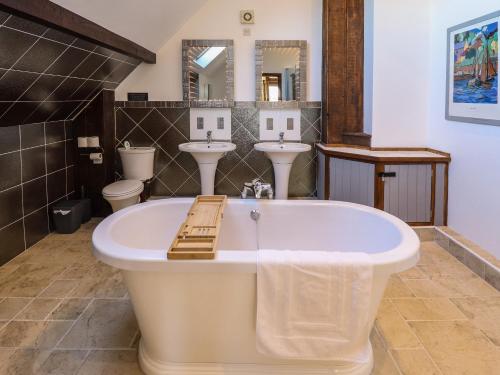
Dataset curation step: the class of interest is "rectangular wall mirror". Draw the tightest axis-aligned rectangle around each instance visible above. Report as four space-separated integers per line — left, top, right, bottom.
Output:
255 40 307 106
182 40 234 107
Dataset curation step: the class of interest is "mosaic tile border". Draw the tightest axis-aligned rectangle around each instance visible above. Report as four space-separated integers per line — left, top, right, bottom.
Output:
114 101 322 109
413 227 500 291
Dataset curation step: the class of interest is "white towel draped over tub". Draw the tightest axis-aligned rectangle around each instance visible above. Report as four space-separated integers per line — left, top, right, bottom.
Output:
256 250 374 363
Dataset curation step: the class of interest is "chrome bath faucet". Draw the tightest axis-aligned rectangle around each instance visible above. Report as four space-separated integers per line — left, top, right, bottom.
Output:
279 132 285 145
206 130 213 144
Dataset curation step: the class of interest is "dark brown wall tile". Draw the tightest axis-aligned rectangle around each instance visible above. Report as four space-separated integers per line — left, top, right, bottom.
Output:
0 70 39 101
13 38 67 73
0 151 21 190
47 169 66 203
45 121 66 143
22 176 47 215
46 141 66 173
0 27 38 69
0 185 22 228
24 207 49 248
21 145 46 181
0 125 19 153
0 221 25 264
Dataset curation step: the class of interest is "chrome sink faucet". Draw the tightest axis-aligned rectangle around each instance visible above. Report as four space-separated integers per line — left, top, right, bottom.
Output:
207 130 213 144
279 132 285 145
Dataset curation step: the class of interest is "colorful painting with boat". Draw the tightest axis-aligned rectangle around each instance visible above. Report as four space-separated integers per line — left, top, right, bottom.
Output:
453 22 498 104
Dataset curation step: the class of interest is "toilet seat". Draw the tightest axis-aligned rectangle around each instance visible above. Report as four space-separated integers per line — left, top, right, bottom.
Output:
102 180 144 200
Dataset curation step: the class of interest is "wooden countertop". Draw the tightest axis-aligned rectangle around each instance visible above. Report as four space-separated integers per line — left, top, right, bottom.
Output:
316 144 451 163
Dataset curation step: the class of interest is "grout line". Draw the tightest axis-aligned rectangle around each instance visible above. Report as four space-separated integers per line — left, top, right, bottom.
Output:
18 126 27 250
43 123 50 234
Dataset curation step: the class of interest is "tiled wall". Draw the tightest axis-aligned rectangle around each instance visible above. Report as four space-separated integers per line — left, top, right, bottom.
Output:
114 102 321 197
0 10 141 265
0 10 140 127
0 121 75 264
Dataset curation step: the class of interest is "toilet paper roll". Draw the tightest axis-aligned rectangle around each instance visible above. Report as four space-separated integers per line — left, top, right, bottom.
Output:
77 137 88 148
87 136 100 148
89 152 103 164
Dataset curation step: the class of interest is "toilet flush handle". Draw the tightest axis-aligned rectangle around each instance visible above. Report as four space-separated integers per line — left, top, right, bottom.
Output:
123 141 131 150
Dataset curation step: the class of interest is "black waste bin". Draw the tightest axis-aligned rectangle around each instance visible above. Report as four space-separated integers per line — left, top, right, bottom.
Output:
79 198 92 223
52 200 82 234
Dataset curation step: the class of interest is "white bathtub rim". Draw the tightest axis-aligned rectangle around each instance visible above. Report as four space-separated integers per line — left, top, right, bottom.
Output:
138 339 374 375
92 198 419 274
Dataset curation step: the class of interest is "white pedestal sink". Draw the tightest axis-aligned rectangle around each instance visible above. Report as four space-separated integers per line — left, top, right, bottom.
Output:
179 142 236 195
254 142 312 199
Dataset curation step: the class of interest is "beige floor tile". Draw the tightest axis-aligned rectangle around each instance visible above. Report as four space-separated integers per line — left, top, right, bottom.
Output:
0 349 52 374
0 298 32 320
77 349 142 375
370 329 400 375
390 348 440 375
398 266 428 280
69 271 127 298
15 299 61 320
418 242 456 265
451 297 500 346
0 263 67 297
59 299 138 349
49 298 91 320
39 279 79 298
0 320 72 348
409 320 500 375
404 275 498 298
418 258 474 278
38 349 89 375
392 298 466 321
0 264 20 276
383 275 415 298
375 300 421 349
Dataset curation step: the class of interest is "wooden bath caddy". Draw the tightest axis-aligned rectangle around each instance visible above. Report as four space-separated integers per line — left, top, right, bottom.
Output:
167 195 227 260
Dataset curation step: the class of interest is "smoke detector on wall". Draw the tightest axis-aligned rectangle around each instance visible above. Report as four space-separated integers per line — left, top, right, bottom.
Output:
240 10 255 24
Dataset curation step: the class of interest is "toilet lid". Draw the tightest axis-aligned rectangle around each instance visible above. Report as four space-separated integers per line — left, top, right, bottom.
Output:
102 180 143 197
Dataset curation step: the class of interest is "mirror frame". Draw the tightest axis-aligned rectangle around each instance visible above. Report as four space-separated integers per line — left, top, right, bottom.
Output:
182 39 234 107
255 40 307 108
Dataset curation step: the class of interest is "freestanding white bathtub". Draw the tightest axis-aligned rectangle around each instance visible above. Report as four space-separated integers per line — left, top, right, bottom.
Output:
92 198 419 375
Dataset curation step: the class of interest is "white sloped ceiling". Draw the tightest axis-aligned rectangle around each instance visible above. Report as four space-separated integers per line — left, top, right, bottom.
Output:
50 0 207 52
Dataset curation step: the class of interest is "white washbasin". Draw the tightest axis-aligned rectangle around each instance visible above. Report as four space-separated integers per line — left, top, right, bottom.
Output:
254 142 311 199
254 142 311 164
179 142 236 164
178 142 236 195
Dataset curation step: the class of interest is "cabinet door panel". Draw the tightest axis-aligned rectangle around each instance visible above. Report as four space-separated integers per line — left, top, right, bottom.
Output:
384 164 432 223
330 158 374 206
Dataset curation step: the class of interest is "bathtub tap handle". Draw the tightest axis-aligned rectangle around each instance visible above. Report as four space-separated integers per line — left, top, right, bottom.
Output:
250 209 260 221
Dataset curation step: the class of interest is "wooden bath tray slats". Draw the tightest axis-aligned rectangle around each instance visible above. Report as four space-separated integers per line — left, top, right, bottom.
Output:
167 195 227 260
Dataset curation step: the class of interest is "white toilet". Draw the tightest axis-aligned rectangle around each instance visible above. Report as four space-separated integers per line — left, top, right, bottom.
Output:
103 146 155 212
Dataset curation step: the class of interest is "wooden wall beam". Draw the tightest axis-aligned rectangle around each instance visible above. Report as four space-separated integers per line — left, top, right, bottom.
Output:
0 0 156 64
322 0 366 145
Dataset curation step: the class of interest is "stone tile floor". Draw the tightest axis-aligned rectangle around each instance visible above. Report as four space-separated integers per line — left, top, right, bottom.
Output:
0 219 498 374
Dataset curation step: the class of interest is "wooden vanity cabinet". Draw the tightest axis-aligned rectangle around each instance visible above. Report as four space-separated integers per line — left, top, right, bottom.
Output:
317 145 451 226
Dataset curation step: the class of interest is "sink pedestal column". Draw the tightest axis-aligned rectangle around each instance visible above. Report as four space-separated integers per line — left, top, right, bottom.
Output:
199 163 217 195
272 163 293 199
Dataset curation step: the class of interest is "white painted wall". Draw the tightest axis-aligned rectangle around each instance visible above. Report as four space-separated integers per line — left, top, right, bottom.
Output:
428 0 500 258
51 0 207 51
369 0 431 147
116 0 322 101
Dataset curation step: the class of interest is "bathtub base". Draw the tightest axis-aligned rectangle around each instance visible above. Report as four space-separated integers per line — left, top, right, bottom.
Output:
139 339 374 375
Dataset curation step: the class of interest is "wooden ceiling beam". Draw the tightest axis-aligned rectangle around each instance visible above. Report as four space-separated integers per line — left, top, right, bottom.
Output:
0 0 156 64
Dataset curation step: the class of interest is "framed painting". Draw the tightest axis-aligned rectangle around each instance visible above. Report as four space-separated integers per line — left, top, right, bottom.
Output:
446 11 499 126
